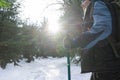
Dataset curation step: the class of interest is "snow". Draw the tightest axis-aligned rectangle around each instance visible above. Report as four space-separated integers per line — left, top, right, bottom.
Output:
0 57 91 80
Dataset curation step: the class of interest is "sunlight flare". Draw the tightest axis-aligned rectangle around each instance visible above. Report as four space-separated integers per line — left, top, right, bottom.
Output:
48 21 60 34
20 0 63 25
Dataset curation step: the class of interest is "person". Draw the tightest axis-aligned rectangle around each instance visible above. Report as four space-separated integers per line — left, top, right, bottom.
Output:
63 0 120 80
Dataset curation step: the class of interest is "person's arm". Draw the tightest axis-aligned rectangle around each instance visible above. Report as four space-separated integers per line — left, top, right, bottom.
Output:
73 1 112 49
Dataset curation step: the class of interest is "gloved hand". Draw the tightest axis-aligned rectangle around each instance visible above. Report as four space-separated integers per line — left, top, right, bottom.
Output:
63 35 73 49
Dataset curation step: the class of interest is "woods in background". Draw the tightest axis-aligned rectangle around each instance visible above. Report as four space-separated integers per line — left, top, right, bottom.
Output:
0 0 83 69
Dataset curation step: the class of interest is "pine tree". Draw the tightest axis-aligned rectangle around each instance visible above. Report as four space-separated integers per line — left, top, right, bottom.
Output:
0 0 20 68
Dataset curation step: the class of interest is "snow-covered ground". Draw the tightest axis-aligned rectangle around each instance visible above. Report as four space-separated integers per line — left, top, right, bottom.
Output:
0 57 91 80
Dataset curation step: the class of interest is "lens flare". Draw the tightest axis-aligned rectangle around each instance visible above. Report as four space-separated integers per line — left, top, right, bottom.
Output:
48 22 60 34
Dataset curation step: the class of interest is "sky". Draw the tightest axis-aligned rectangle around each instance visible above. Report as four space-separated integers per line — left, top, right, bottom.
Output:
19 0 63 25
0 57 91 80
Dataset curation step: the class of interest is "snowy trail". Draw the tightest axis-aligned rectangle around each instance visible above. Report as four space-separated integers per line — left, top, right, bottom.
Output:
0 57 91 80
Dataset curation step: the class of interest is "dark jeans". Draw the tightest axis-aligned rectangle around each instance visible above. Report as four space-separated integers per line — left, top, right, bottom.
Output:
90 72 120 80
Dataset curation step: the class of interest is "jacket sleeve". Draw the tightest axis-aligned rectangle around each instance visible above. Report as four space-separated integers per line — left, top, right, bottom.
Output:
73 1 112 49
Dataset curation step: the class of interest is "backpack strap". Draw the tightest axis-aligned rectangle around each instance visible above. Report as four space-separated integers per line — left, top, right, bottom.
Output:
104 0 120 58
83 2 94 31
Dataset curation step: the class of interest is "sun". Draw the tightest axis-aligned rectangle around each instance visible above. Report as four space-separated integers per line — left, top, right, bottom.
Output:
19 0 63 34
44 3 62 34
48 22 60 34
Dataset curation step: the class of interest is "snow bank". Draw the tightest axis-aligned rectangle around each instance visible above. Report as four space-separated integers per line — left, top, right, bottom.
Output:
0 57 91 80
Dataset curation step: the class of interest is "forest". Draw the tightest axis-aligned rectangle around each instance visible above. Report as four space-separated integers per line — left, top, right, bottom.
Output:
0 0 84 69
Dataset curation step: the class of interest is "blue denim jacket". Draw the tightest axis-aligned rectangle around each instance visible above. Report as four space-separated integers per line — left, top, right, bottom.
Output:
74 1 112 50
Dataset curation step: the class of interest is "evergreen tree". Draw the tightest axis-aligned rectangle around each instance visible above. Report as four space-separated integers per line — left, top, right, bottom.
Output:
0 0 20 41
59 0 83 62
60 0 83 37
0 0 20 68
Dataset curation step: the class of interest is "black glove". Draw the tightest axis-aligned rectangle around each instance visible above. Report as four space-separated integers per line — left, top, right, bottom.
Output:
63 35 73 49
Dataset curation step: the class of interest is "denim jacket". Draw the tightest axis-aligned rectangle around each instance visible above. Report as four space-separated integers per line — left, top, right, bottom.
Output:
73 0 112 50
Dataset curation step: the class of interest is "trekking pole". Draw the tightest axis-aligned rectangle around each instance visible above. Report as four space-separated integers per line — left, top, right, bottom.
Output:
66 49 71 80
63 30 71 80
65 34 71 80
